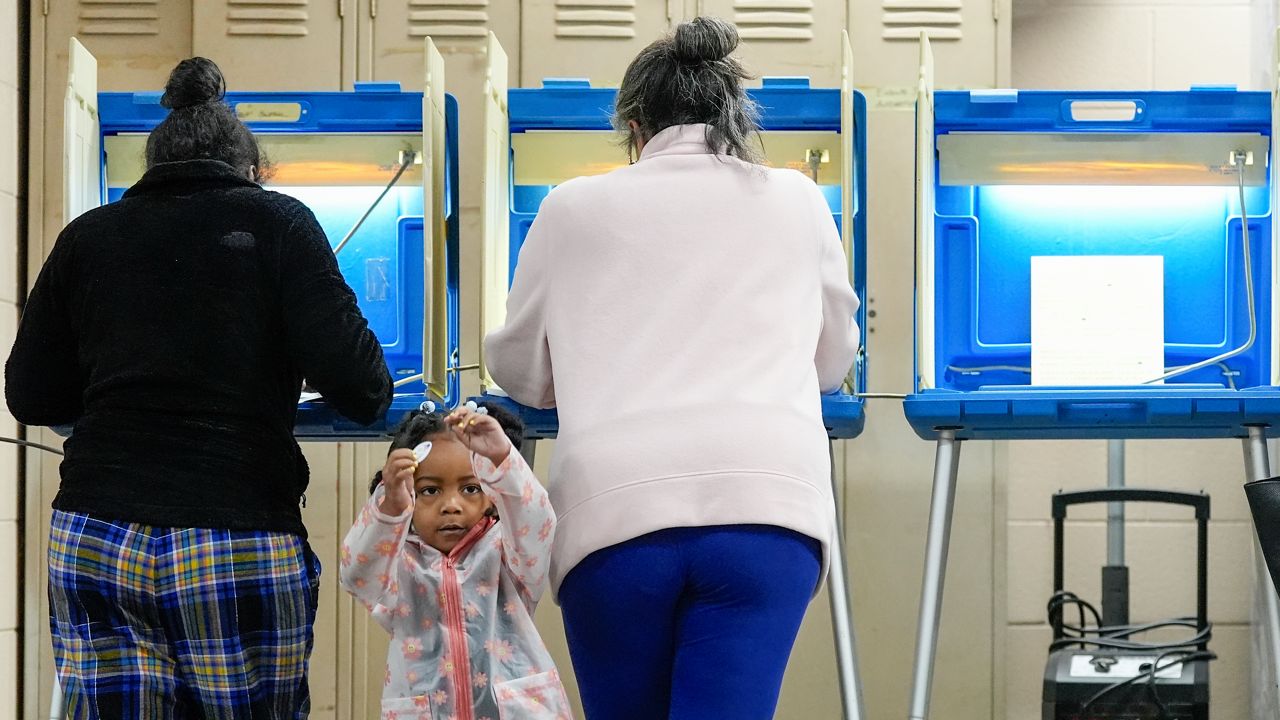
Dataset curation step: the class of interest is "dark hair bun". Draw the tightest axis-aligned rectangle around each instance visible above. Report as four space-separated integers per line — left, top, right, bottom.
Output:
672 16 739 64
161 57 226 110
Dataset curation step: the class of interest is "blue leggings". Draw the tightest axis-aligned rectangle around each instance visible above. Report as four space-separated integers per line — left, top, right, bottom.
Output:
559 524 822 720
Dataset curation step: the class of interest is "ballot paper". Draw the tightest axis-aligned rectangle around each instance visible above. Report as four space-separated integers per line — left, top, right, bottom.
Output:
1031 256 1164 386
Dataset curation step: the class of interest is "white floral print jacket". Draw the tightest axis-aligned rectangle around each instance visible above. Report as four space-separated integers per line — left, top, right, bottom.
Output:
340 447 571 720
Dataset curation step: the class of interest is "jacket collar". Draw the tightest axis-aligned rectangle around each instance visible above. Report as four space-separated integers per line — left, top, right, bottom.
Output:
638 124 726 162
448 515 497 562
122 159 259 199
409 514 498 563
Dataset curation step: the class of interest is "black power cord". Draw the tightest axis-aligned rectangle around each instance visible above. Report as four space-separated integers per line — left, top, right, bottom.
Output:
1079 651 1217 718
1047 590 1215 718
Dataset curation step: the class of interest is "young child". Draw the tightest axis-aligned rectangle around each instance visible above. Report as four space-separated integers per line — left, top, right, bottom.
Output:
340 402 571 720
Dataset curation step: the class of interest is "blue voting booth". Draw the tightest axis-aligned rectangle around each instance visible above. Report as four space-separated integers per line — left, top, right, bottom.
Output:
69 41 461 439
902 36 1280 720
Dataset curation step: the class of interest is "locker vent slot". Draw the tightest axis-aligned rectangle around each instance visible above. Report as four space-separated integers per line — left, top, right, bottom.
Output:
554 0 637 39
78 0 160 36
226 0 310 37
734 0 814 41
882 0 963 41
410 0 491 38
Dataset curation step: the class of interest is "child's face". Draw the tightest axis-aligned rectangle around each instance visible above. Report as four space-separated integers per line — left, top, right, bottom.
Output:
412 433 494 554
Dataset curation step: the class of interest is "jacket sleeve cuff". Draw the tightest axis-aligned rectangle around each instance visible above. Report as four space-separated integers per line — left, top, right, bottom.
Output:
471 445 519 484
370 484 413 525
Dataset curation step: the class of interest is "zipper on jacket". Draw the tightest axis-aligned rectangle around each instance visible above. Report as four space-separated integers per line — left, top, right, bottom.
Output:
442 558 474 720
439 515 492 720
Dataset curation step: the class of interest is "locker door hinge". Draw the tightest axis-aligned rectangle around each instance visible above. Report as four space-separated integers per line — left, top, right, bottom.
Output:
370 0 377 18
42 0 49 16
337 0 344 18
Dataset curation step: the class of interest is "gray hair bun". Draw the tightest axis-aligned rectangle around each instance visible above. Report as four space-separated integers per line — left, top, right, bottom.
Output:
672 16 740 64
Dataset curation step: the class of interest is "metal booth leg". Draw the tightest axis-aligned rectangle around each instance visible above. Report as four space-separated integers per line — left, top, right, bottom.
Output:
908 429 962 720
828 441 867 720
1244 426 1270 485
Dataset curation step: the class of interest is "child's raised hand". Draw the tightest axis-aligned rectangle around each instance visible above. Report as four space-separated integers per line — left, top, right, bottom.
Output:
447 404 512 466
380 448 418 517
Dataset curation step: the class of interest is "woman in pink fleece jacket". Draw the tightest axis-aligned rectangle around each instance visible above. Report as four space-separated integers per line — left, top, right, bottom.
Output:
483 16 860 720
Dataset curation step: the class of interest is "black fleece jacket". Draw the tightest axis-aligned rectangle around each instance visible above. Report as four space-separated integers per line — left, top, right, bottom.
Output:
6 159 393 537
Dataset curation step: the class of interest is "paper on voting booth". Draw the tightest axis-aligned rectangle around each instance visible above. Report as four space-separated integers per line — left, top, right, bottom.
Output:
1031 255 1164 386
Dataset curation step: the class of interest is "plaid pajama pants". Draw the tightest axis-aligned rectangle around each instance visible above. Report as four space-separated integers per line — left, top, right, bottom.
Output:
48 510 321 720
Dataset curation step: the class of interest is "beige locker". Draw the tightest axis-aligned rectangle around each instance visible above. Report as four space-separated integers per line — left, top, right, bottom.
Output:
849 0 1004 90
518 0 677 87
363 0 520 87
192 0 353 90
693 0 845 86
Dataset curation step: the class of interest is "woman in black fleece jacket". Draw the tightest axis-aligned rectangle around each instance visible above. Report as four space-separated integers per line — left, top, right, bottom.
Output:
6 58 391 719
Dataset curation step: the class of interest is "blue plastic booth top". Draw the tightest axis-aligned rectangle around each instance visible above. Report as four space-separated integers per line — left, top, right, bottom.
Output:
905 88 1280 440
475 77 870 440
96 84 461 439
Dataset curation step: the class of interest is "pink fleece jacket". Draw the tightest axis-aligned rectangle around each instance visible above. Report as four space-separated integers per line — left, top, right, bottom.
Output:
340 448 570 720
484 123 861 598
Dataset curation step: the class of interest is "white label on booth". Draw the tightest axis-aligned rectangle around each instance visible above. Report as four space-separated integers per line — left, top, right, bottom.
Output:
1068 655 1184 679
1031 255 1164 386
